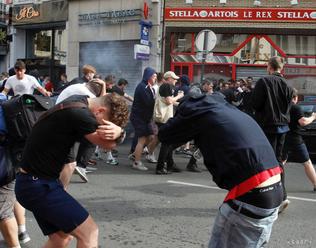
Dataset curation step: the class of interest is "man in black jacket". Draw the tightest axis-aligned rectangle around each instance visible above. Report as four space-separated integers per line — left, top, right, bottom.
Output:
251 56 294 213
159 93 283 248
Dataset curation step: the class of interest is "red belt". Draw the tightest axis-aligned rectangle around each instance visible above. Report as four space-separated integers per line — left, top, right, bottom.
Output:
224 166 282 202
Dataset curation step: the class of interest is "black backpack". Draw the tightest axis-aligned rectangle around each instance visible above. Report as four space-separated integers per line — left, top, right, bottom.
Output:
2 94 54 167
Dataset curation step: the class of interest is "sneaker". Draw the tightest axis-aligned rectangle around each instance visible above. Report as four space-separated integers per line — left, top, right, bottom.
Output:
186 163 202 173
313 187 316 192
132 161 148 171
18 231 31 244
106 158 119 166
128 153 135 161
74 167 89 183
86 166 98 171
146 154 157 163
278 199 290 214
88 159 97 165
142 147 149 155
167 164 182 173
156 168 169 175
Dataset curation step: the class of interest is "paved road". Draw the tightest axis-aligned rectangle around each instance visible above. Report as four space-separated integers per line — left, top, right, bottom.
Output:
1 141 315 248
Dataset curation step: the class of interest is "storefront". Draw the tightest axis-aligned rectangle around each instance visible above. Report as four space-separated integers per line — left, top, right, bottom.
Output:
0 2 8 72
67 0 161 95
164 0 316 95
10 0 68 83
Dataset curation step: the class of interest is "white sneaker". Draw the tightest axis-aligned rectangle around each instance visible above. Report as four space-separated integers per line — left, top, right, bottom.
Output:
132 161 148 171
278 199 290 214
146 154 157 163
106 158 119 166
74 167 89 183
86 166 98 171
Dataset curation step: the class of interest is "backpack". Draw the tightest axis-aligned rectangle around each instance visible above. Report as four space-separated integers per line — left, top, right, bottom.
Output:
2 94 54 167
0 146 15 186
0 94 15 186
0 93 7 138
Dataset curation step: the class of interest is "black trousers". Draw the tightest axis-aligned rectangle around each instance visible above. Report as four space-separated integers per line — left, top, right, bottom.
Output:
264 132 287 200
156 143 176 170
76 138 96 169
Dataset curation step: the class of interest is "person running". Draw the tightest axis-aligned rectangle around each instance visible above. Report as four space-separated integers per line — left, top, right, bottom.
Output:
15 93 128 247
159 93 283 248
282 88 316 192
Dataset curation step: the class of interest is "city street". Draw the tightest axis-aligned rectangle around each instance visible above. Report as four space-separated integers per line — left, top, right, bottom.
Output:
1 140 315 248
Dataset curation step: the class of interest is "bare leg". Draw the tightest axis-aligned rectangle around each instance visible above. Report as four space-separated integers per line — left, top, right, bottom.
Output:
147 135 159 155
134 136 148 162
43 231 73 248
303 160 316 187
14 201 27 240
59 162 76 189
70 215 98 248
0 217 20 248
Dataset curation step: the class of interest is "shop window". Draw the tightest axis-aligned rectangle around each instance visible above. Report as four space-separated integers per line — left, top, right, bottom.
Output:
284 66 316 95
171 33 193 53
270 35 316 56
34 31 52 57
212 34 248 54
54 29 67 65
233 36 280 64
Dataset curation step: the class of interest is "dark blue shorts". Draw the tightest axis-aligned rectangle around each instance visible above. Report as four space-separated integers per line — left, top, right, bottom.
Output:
15 173 89 235
283 142 310 163
131 118 154 137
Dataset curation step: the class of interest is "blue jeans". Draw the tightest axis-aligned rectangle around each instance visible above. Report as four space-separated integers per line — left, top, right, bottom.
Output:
208 200 279 248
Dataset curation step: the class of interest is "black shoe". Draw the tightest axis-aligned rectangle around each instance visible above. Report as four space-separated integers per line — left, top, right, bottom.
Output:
18 231 31 244
167 164 181 173
186 163 201 172
156 168 169 175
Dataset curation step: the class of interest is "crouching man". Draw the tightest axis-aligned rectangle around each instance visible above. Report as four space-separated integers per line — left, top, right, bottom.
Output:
158 93 283 248
15 94 129 248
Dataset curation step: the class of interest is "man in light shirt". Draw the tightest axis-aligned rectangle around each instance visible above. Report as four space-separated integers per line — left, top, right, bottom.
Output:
2 60 51 97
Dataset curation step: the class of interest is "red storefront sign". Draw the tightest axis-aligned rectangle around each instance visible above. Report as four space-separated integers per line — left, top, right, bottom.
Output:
165 8 316 22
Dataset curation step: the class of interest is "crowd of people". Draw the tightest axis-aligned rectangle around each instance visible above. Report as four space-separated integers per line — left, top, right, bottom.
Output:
0 56 315 247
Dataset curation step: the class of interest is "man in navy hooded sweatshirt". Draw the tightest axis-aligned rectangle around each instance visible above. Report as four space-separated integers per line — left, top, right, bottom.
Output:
130 67 157 171
159 93 283 248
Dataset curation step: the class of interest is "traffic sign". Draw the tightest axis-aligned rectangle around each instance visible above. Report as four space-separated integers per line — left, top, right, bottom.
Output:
195 29 217 52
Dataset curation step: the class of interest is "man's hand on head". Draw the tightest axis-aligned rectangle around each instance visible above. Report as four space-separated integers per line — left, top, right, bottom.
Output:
96 120 122 140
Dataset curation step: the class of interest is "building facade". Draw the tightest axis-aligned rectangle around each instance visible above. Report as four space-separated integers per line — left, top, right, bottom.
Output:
164 0 316 95
9 0 68 82
67 0 162 95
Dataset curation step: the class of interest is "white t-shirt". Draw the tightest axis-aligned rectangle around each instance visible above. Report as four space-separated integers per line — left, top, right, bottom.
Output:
56 83 95 104
5 74 41 96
